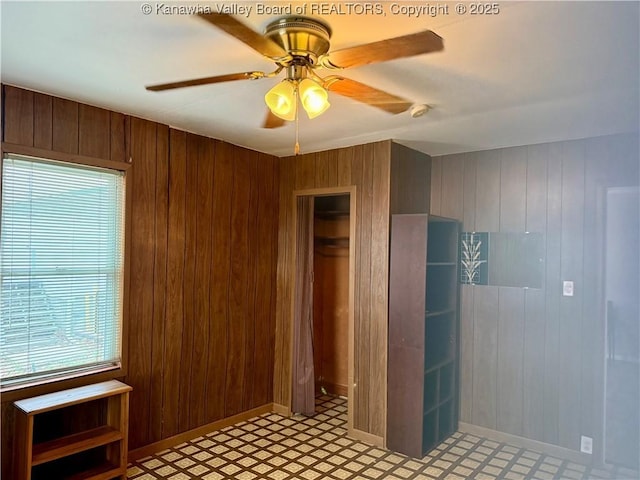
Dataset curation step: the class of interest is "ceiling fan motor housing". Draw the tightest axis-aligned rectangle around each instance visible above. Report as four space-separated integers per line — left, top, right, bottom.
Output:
264 17 332 65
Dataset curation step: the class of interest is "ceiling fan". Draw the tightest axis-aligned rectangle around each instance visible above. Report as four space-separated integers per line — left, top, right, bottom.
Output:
146 14 444 129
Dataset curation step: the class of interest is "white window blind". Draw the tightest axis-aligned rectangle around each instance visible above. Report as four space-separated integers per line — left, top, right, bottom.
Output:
0 154 125 388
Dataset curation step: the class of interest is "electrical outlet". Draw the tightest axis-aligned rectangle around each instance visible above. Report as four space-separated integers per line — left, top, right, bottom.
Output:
563 281 574 296
580 435 593 454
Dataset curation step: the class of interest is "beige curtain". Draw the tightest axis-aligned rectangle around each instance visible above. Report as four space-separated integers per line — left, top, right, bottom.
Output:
292 196 315 415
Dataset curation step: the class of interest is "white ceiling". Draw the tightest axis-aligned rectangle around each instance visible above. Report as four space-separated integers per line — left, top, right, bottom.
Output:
1 1 638 157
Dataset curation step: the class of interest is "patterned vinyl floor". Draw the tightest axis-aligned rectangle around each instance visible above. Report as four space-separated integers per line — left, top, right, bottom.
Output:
127 396 639 480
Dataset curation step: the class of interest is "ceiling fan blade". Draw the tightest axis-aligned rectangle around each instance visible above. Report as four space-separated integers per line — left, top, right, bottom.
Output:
321 30 443 69
262 109 286 129
198 13 288 60
146 72 263 91
324 77 412 114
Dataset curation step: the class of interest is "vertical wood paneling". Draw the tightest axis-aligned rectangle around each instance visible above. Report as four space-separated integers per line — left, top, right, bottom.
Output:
315 151 331 188
459 156 476 424
326 149 338 186
110 112 127 163
474 151 500 231
497 288 524 435
462 155 476 231
495 146 527 436
3 85 34 146
459 286 474 422
206 141 233 423
1 403 14 480
295 152 315 189
127 118 157 449
558 141 585 450
354 145 371 431
440 153 464 220
78 104 110 159
499 147 527 231
52 97 79 154
523 288 545 441
522 144 548 441
254 154 277 407
149 124 169 444
472 287 499 429
430 156 442 215
163 129 187 438
226 148 250 417
337 147 352 187
543 143 563 446
433 134 638 456
33 93 52 150
177 134 199 432
243 148 259 411
189 137 214 429
274 155 295 407
369 142 390 436
582 137 606 448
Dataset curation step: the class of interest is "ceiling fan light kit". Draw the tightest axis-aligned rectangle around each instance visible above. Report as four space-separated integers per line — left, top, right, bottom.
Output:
298 78 331 119
264 79 297 121
145 13 444 151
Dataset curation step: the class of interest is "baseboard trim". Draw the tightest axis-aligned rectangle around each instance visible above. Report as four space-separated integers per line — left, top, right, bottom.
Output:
128 403 273 462
458 422 592 464
350 428 384 448
272 402 290 416
316 381 348 398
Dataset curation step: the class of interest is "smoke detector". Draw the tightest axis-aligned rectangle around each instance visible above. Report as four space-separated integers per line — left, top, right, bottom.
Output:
410 104 430 118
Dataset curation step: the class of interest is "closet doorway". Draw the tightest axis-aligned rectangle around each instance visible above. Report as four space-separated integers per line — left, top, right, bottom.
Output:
291 187 356 436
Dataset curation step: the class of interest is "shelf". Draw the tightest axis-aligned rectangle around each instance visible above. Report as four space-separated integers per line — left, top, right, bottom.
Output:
13 379 131 480
423 394 454 416
15 379 131 415
32 426 122 466
425 308 455 318
425 358 455 375
66 462 124 480
389 213 460 459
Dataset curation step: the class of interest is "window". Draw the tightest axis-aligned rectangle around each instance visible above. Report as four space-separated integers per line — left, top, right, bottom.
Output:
0 154 126 389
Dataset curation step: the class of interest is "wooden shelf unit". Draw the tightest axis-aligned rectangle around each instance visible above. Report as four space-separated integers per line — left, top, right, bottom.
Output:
13 380 132 480
388 214 461 458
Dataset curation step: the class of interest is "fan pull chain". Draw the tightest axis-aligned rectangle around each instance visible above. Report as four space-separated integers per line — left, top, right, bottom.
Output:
294 87 300 155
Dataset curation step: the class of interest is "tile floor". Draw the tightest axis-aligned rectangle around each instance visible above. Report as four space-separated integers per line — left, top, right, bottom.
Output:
127 396 639 480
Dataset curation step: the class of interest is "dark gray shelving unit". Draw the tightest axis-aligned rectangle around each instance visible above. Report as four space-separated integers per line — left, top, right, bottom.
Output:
388 214 460 458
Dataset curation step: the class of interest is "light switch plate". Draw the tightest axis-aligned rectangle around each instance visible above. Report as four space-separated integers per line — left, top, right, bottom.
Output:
580 435 593 454
563 281 574 296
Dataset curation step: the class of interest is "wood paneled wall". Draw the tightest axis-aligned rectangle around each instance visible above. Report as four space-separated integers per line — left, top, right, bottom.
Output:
1 85 279 478
273 142 430 440
3 85 128 162
430 133 639 455
124 121 279 449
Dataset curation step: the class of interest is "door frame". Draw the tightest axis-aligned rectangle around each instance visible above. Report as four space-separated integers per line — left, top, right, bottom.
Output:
599 185 640 467
290 186 356 437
